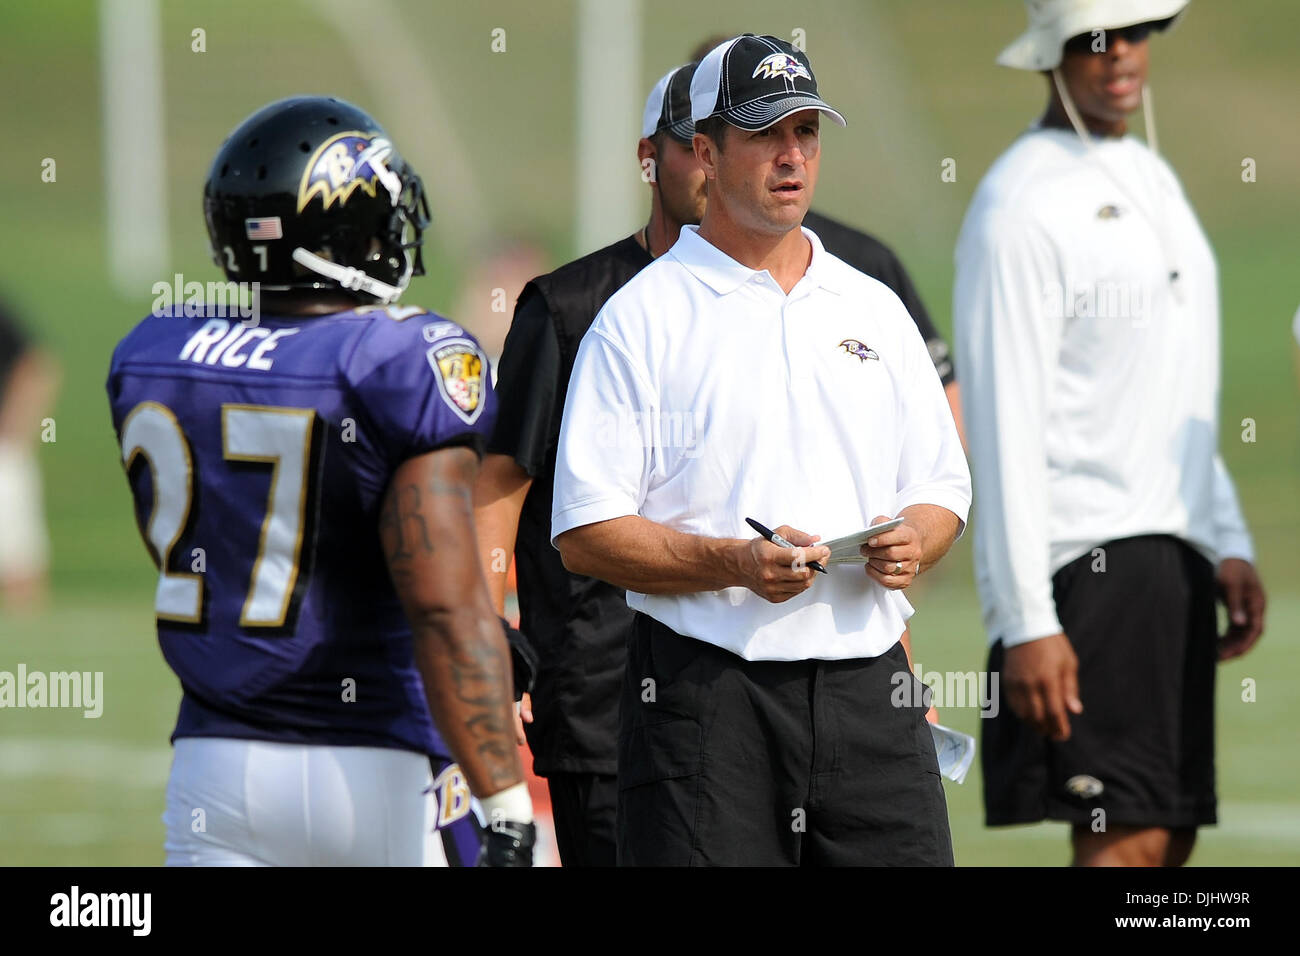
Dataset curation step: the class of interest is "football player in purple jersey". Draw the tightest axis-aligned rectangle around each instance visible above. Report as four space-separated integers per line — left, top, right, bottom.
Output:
107 96 533 866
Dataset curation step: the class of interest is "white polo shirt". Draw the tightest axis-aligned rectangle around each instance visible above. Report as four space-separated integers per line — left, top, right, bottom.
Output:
551 225 971 662
953 127 1254 649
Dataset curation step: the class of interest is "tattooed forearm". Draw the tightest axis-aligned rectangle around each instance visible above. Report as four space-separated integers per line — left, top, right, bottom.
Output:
428 475 474 506
427 448 477 507
379 483 433 564
382 446 523 798
414 611 522 793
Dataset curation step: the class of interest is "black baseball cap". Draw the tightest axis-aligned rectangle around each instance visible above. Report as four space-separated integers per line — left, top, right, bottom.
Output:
689 34 846 130
641 62 699 143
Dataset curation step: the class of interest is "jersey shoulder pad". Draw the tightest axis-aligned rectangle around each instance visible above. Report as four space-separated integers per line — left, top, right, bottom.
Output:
345 306 490 427
344 305 460 368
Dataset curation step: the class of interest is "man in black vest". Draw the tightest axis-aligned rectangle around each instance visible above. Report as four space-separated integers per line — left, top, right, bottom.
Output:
473 63 704 867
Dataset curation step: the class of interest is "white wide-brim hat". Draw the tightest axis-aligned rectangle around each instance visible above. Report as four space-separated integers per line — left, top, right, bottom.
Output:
997 0 1189 70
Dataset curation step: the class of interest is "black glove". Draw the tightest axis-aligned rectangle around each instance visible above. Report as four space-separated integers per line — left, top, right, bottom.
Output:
500 617 538 702
476 817 537 867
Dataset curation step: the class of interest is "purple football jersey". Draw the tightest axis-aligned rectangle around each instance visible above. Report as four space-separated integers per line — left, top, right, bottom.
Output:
106 304 496 759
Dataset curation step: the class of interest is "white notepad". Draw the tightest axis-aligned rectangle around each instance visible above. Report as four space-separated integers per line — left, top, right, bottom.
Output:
929 722 976 784
819 517 905 564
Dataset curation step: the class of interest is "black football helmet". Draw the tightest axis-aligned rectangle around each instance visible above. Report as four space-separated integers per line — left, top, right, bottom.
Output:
203 96 430 304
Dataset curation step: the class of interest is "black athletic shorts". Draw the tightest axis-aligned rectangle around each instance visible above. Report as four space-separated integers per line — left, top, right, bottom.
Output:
618 612 953 866
981 534 1218 829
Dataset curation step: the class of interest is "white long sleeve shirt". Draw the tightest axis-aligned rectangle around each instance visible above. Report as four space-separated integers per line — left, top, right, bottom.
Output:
552 226 971 661
953 126 1253 648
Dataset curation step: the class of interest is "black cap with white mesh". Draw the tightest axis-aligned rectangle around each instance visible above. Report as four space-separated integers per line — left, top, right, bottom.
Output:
689 34 846 131
642 63 699 143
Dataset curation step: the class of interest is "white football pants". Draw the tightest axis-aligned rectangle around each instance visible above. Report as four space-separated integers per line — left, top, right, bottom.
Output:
163 737 471 866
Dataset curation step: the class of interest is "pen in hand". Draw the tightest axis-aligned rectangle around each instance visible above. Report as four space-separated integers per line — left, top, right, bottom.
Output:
744 517 828 574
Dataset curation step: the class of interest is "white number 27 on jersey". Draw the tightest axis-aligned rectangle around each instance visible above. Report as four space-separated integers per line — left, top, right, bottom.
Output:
119 401 317 627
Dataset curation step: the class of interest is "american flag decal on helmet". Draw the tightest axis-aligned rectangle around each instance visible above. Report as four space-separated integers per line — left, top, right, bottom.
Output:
244 217 283 240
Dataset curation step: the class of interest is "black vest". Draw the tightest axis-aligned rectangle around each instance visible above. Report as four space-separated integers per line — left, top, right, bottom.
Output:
511 233 652 774
529 233 652 401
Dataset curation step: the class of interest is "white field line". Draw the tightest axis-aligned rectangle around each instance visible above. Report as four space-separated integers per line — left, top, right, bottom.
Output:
0 738 170 788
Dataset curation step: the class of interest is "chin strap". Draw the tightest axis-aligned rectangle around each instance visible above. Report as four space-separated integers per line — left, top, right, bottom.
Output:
291 247 404 304
1051 67 1161 156
1141 84 1159 156
1051 68 1094 146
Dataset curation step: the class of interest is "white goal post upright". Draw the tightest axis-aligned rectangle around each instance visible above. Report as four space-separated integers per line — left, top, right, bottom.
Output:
99 0 169 296
574 0 642 257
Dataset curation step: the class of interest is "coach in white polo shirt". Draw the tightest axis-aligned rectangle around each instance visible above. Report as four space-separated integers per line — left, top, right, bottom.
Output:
552 34 970 867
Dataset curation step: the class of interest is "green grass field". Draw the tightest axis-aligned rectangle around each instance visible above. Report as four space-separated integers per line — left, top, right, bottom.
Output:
5 585 1298 866
1 0 1297 865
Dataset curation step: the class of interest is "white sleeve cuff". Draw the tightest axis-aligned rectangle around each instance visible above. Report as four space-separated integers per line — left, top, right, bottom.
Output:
1214 531 1255 566
550 497 639 548
994 609 1065 649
